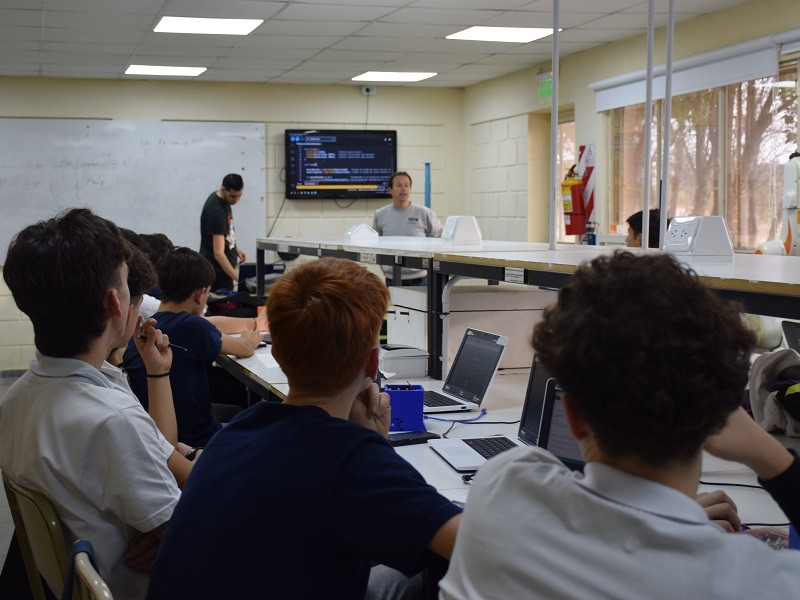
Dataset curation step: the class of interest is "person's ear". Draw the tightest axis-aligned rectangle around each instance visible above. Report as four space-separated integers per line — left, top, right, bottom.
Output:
193 287 208 305
106 288 123 318
562 393 589 441
365 346 380 380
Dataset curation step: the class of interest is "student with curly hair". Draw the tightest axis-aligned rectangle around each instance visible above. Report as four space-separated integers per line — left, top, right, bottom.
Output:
441 252 800 599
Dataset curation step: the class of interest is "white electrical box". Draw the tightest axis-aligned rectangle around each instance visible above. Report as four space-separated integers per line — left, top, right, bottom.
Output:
344 223 379 242
441 215 483 246
662 216 733 261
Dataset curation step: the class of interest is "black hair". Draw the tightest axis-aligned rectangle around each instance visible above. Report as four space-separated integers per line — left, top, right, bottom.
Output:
140 233 175 270
158 247 215 303
626 209 671 248
532 251 755 465
221 173 244 191
4 208 131 357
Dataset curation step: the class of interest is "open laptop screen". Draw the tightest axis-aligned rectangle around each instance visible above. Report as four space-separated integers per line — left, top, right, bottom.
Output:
516 357 554 446
442 330 506 403
538 381 585 471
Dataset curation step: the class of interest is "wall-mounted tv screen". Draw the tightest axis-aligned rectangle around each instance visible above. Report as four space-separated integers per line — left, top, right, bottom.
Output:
285 129 397 200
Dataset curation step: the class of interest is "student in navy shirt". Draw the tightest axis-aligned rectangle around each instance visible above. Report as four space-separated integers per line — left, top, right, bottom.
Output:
147 258 461 599
123 248 261 447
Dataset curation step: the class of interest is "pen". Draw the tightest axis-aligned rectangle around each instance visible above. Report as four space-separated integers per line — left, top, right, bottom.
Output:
138 335 188 352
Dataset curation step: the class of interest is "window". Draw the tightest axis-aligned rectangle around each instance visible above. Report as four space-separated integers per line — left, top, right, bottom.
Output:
609 60 798 249
556 120 576 242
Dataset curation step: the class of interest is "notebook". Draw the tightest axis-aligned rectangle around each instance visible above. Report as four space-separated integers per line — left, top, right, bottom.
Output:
427 356 553 471
422 328 508 414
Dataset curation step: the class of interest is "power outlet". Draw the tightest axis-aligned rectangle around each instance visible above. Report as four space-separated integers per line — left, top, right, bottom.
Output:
663 216 733 261
360 85 377 96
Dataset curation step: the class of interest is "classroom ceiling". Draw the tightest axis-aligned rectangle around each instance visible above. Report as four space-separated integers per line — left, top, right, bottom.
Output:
0 0 748 87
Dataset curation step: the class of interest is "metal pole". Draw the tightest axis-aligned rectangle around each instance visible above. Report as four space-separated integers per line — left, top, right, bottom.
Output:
549 0 560 250
642 0 655 248
659 0 676 246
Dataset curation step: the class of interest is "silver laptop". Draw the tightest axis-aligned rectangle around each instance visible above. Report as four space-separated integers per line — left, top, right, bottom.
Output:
427 356 553 471
422 328 508 414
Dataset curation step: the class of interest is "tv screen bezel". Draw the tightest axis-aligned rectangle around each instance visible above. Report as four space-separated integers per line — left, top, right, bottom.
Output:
284 129 398 200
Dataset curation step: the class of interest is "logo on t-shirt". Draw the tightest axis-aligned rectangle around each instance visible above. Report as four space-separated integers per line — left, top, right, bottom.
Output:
408 218 419 224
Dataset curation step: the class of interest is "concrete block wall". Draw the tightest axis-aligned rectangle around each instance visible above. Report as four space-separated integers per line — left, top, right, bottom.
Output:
468 114 529 241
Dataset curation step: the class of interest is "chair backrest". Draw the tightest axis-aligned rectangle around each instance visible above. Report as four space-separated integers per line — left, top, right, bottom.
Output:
1 471 76 599
74 550 114 600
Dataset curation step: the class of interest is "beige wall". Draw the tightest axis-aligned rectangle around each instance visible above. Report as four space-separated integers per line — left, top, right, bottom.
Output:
1 0 799 372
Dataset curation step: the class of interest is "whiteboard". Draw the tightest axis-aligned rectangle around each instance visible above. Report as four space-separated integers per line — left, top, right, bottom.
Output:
0 119 266 263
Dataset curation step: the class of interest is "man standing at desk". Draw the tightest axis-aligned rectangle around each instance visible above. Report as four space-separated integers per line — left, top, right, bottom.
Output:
373 171 442 285
200 173 246 291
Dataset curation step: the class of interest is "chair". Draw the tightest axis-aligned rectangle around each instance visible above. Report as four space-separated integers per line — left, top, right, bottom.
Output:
1 471 79 599
74 543 114 600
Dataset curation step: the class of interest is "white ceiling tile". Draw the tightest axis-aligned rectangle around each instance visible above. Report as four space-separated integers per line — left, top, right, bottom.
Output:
41 28 144 43
330 36 435 52
147 31 251 47
236 35 341 50
255 20 366 36
44 0 165 13
354 22 456 38
41 51 131 66
555 0 640 11
0 8 41 26
43 42 140 54
275 4 396 22
212 57 302 69
410 0 530 9
42 11 154 30
412 38 519 54
379 7 506 25
160 0 285 20
133 44 234 58
312 49 407 62
225 46 321 60
0 25 41 41
484 11 597 28
0 40 39 50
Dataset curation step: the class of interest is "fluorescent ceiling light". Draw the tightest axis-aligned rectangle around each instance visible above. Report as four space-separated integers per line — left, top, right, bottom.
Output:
125 65 207 77
154 16 263 35
447 26 553 43
352 71 436 82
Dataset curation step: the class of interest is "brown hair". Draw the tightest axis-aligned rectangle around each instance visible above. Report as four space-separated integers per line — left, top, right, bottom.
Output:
268 258 389 395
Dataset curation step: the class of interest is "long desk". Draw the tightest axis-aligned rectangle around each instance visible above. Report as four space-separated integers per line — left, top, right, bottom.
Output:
217 348 789 527
256 237 577 378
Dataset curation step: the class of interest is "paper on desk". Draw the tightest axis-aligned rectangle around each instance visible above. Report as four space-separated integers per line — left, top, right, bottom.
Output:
701 451 751 473
255 351 280 370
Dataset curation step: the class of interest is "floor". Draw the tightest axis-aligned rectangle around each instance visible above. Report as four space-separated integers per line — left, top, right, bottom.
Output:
0 377 17 569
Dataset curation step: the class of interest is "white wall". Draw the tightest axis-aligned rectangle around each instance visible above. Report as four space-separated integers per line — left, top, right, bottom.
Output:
0 78 463 371
0 0 798 372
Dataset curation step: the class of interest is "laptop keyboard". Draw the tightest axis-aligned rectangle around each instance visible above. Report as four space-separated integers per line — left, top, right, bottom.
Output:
424 390 462 407
463 437 518 459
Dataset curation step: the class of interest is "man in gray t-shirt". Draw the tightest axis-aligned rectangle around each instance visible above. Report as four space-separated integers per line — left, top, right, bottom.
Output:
373 171 442 284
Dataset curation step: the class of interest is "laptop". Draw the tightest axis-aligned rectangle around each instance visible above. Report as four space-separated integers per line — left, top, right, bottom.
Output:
536 381 585 472
782 320 800 353
422 328 508 414
427 356 553 471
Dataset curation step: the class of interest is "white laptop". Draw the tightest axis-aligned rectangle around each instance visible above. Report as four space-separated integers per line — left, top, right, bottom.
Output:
427 356 553 471
422 328 508 414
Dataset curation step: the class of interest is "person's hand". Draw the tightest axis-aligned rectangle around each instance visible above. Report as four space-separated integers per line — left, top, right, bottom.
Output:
134 316 172 376
125 530 161 571
696 490 741 533
240 329 262 351
237 247 247 263
349 378 391 437
704 407 794 481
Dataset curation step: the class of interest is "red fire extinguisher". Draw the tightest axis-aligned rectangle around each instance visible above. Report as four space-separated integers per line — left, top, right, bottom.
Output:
561 165 586 236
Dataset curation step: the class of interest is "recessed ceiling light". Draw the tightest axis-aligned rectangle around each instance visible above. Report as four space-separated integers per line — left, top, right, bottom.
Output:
446 26 554 43
125 65 207 77
352 72 436 82
154 16 263 35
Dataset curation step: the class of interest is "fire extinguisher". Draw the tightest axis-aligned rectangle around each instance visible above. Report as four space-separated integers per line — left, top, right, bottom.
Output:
561 165 586 236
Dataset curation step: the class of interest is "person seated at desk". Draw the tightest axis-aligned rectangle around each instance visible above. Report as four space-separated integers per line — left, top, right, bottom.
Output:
0 209 196 600
440 251 800 599
373 170 442 286
625 208 670 248
146 257 461 599
123 247 262 447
